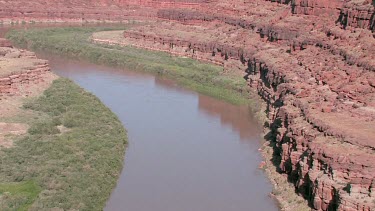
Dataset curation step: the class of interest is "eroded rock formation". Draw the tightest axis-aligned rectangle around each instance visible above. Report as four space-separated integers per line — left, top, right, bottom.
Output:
0 39 51 97
0 0 211 23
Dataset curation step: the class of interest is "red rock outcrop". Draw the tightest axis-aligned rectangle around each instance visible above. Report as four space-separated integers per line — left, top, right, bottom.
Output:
0 43 51 97
291 0 344 16
0 0 211 23
339 1 375 31
248 47 375 211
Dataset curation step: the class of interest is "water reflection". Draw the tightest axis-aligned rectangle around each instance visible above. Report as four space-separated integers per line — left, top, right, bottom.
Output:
18 44 277 211
153 76 262 141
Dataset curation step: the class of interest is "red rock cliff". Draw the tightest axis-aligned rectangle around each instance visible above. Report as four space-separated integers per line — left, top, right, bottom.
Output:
0 39 51 97
0 0 210 23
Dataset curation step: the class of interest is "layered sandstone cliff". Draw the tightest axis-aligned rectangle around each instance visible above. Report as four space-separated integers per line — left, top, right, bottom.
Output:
0 38 51 98
0 0 211 23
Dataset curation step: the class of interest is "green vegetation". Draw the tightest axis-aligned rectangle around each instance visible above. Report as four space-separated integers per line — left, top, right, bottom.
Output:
7 26 250 105
0 181 41 211
0 78 127 210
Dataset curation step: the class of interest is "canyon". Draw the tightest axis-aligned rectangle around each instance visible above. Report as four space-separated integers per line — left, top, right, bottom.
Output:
1 0 375 210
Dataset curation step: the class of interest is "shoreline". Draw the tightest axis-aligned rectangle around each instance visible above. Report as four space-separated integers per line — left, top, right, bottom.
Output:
89 29 311 210
91 28 312 211
6 26 250 105
6 26 310 210
0 39 128 210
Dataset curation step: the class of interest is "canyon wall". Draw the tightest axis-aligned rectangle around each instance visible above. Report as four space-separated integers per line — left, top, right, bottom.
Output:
1 0 375 210
0 0 210 23
0 0 373 32
0 39 51 97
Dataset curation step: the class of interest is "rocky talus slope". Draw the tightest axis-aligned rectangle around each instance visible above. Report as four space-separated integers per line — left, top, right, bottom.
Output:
1 0 375 210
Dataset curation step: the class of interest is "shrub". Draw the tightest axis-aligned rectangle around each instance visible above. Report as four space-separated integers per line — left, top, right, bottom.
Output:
28 121 60 135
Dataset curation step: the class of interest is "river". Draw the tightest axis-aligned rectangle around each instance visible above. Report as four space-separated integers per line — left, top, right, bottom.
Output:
1 24 278 210
48 57 278 211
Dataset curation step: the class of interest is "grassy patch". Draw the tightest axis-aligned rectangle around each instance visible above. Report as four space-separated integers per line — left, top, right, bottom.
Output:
0 181 41 211
6 26 250 105
0 78 127 210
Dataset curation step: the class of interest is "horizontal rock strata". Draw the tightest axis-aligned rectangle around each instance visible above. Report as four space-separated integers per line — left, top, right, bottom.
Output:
0 40 51 97
0 0 211 23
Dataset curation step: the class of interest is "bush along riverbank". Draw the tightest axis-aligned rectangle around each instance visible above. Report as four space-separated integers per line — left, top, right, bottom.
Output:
0 78 127 210
6 26 251 105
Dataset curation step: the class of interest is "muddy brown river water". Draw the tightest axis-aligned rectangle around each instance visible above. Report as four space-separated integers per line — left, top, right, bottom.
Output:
0 24 278 210
47 57 278 211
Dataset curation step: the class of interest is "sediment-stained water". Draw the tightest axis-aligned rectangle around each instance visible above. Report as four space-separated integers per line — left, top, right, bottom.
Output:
47 57 278 211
